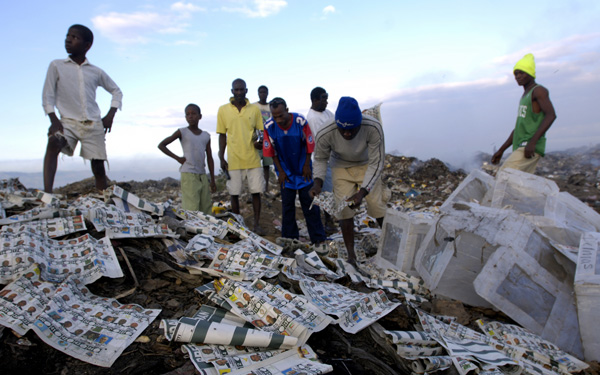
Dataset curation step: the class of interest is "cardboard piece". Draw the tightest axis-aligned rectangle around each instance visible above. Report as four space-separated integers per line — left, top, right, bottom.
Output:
574 232 600 361
474 230 583 359
413 203 534 307
441 169 495 210
490 168 559 217
375 209 435 276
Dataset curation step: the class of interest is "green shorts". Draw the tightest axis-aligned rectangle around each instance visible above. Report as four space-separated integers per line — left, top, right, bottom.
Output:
181 173 212 214
258 149 274 167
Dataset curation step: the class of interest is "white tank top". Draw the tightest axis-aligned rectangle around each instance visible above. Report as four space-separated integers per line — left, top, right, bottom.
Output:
179 127 210 174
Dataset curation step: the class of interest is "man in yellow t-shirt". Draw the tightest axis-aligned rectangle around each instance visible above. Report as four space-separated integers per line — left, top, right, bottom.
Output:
217 78 266 235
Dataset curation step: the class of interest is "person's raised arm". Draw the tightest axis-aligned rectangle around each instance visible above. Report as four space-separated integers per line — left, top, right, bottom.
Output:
158 130 185 165
524 86 556 158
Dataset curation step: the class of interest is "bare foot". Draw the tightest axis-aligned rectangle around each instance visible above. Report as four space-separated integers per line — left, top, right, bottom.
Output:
253 226 266 236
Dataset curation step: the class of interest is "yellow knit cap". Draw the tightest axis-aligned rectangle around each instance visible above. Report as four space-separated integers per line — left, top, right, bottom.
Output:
513 53 536 78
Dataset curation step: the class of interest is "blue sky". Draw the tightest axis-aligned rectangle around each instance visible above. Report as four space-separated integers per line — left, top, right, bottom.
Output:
1 0 599 186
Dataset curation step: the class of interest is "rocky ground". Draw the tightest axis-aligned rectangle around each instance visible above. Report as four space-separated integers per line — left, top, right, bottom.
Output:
1 148 599 375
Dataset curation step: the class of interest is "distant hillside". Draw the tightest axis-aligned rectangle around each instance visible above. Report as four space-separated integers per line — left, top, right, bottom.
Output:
0 168 180 190
3 144 599 190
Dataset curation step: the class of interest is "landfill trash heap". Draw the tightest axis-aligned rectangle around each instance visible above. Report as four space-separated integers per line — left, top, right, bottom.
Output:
0 162 598 374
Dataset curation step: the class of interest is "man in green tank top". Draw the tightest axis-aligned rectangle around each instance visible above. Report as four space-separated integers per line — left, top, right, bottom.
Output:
491 53 556 173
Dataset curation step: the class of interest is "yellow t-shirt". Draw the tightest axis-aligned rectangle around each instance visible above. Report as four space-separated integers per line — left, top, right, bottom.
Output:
216 98 264 170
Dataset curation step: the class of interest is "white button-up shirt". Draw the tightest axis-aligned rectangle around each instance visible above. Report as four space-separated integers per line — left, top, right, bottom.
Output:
42 57 122 122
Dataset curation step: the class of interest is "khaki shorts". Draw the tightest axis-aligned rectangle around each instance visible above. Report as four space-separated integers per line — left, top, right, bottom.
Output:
181 173 212 214
58 118 107 160
500 147 541 174
227 168 265 196
332 164 388 220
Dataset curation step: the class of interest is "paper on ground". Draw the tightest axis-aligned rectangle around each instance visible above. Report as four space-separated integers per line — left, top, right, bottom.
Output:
0 232 122 284
111 185 164 215
0 266 160 367
226 218 282 255
88 206 174 238
201 246 294 281
1 215 86 238
214 278 332 345
228 345 333 375
298 274 400 333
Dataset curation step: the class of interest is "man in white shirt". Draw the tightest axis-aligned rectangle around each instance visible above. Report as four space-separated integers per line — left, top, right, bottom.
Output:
306 87 334 139
42 24 122 193
252 85 274 195
306 87 336 232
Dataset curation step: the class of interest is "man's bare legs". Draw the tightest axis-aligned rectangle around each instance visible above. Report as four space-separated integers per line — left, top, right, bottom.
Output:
263 166 270 194
340 216 384 266
43 135 67 193
91 159 108 191
339 218 356 265
229 193 264 235
231 195 240 214
252 193 264 235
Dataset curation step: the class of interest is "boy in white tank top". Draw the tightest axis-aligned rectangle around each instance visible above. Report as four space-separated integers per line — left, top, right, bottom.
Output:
158 104 216 213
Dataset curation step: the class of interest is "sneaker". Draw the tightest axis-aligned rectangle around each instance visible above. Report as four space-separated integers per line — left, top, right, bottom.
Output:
311 242 330 257
276 237 310 252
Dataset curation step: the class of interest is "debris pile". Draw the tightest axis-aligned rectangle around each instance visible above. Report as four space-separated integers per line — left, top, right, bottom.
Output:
480 144 600 210
0 148 599 375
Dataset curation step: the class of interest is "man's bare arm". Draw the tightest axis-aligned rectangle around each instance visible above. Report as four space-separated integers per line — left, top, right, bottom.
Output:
205 140 217 192
524 86 556 158
102 107 118 134
47 112 64 136
491 130 514 165
218 133 228 171
158 130 185 164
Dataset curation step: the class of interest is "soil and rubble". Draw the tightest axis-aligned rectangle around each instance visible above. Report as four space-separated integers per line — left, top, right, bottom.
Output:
1 147 600 375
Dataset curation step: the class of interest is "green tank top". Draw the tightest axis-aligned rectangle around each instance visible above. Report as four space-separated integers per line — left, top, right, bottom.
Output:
512 85 546 156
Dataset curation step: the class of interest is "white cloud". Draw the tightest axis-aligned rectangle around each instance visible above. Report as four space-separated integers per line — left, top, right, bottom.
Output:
171 1 205 12
373 41 600 168
222 0 287 18
323 5 335 14
174 40 199 46
92 11 179 44
122 106 183 128
91 4 206 45
493 33 600 70
93 1 289 45
158 25 189 35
